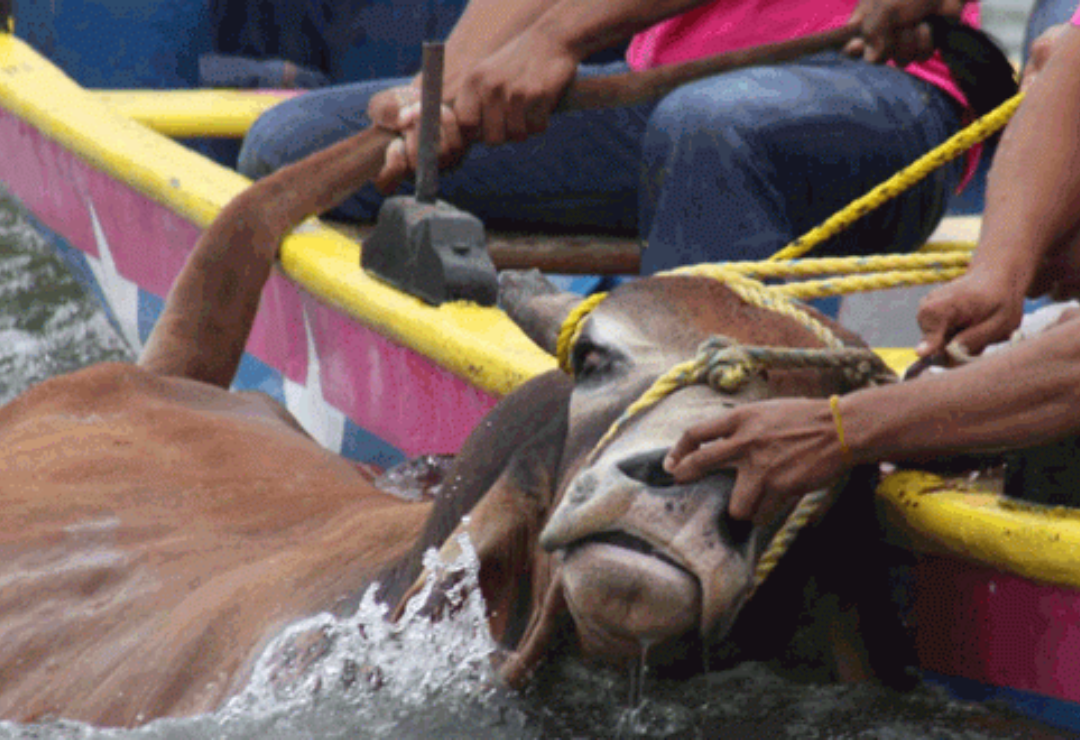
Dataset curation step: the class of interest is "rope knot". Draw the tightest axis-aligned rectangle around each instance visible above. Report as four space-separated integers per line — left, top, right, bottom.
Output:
697 337 764 393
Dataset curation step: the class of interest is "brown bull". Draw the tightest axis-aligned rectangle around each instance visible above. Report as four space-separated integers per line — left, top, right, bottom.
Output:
0 130 910 728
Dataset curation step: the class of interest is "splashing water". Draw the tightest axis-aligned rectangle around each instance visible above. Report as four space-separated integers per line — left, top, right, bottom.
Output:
223 534 504 727
0 536 538 740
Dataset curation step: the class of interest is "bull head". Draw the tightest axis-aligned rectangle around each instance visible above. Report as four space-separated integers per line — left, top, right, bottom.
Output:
401 270 874 685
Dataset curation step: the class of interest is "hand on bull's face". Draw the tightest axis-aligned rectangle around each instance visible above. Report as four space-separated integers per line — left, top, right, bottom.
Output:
366 83 467 194
662 398 850 527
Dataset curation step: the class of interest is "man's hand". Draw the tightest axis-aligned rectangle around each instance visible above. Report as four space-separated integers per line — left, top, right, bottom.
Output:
366 83 468 194
453 26 579 147
915 267 1026 358
845 0 965 65
662 399 850 526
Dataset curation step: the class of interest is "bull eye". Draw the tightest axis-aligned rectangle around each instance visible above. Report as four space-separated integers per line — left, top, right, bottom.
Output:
571 339 618 384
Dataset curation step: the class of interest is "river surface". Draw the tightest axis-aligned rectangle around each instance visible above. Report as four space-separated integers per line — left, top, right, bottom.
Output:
0 3 1075 736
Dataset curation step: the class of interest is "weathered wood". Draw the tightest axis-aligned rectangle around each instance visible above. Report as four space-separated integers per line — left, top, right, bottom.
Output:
331 221 642 275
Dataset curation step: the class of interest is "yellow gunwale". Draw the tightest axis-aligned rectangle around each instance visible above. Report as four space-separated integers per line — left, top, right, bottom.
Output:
92 89 296 138
878 469 1080 591
0 34 554 397
4 35 1078 591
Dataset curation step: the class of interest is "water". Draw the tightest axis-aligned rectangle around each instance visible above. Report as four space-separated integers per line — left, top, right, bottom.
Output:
0 189 132 403
1 173 1074 738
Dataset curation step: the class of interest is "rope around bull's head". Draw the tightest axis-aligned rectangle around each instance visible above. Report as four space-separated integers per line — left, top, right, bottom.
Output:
555 267 894 600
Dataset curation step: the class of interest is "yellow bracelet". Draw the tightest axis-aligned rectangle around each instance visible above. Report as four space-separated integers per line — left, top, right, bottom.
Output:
829 394 852 465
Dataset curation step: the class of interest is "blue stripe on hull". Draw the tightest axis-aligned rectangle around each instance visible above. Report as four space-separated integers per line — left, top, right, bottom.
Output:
923 671 1080 734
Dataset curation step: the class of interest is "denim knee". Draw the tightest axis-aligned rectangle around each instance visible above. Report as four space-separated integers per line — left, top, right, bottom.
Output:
237 100 331 179
237 79 401 179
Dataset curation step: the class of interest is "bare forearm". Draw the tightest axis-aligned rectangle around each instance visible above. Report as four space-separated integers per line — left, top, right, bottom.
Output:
843 320 1080 462
441 0 559 88
439 0 708 91
530 0 710 60
973 25 1080 290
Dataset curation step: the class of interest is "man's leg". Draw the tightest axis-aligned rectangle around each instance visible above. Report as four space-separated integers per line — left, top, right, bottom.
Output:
238 62 652 232
638 52 966 273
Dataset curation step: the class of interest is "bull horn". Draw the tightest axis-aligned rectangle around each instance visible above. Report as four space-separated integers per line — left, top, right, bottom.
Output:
499 270 584 356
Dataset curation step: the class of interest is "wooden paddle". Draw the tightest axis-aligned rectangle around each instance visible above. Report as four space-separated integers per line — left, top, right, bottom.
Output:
282 24 861 226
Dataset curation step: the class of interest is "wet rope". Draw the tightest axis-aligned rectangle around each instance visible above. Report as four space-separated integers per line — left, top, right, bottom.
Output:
583 335 893 467
558 269 894 595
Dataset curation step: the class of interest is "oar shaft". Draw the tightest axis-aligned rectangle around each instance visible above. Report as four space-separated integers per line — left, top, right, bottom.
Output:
559 24 859 112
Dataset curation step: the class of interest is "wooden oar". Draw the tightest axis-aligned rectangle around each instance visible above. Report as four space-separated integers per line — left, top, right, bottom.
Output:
287 24 861 224
560 24 858 111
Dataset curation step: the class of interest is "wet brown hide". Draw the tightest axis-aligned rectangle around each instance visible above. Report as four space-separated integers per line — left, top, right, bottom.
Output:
0 363 430 726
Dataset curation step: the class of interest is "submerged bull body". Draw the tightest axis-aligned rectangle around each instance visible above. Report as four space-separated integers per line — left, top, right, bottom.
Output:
0 127 908 727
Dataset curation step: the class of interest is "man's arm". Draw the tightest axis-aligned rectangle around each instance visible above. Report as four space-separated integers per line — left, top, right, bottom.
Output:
370 0 709 189
977 22 1080 291
918 22 1080 356
436 0 560 98
664 313 1080 525
846 316 1080 462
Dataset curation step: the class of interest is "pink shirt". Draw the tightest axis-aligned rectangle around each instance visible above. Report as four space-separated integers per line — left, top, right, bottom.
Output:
627 0 982 112
1073 6 1080 24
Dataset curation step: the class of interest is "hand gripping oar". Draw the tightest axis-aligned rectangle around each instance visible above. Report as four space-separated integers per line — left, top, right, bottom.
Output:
269 24 861 226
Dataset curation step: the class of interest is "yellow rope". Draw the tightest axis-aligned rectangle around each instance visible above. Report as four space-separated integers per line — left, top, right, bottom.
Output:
554 91 1024 600
750 488 834 594
663 265 846 349
773 267 968 301
769 91 1023 262
586 358 703 464
722 251 970 281
556 291 608 374
919 240 976 253
585 338 890 467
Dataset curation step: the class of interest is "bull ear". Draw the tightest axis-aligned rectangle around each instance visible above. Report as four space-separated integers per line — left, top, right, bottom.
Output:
392 372 572 651
499 270 583 356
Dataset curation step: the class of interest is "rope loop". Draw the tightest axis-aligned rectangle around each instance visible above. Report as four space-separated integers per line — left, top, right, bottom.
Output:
697 337 761 393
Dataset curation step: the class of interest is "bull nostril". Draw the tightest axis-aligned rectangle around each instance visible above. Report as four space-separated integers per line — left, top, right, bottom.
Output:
617 449 676 488
720 509 754 551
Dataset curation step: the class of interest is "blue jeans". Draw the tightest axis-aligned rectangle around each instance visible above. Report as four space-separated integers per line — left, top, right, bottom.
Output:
239 53 964 273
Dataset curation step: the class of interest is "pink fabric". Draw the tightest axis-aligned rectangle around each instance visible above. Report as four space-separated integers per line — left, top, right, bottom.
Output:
626 1 981 111
1073 6 1080 25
